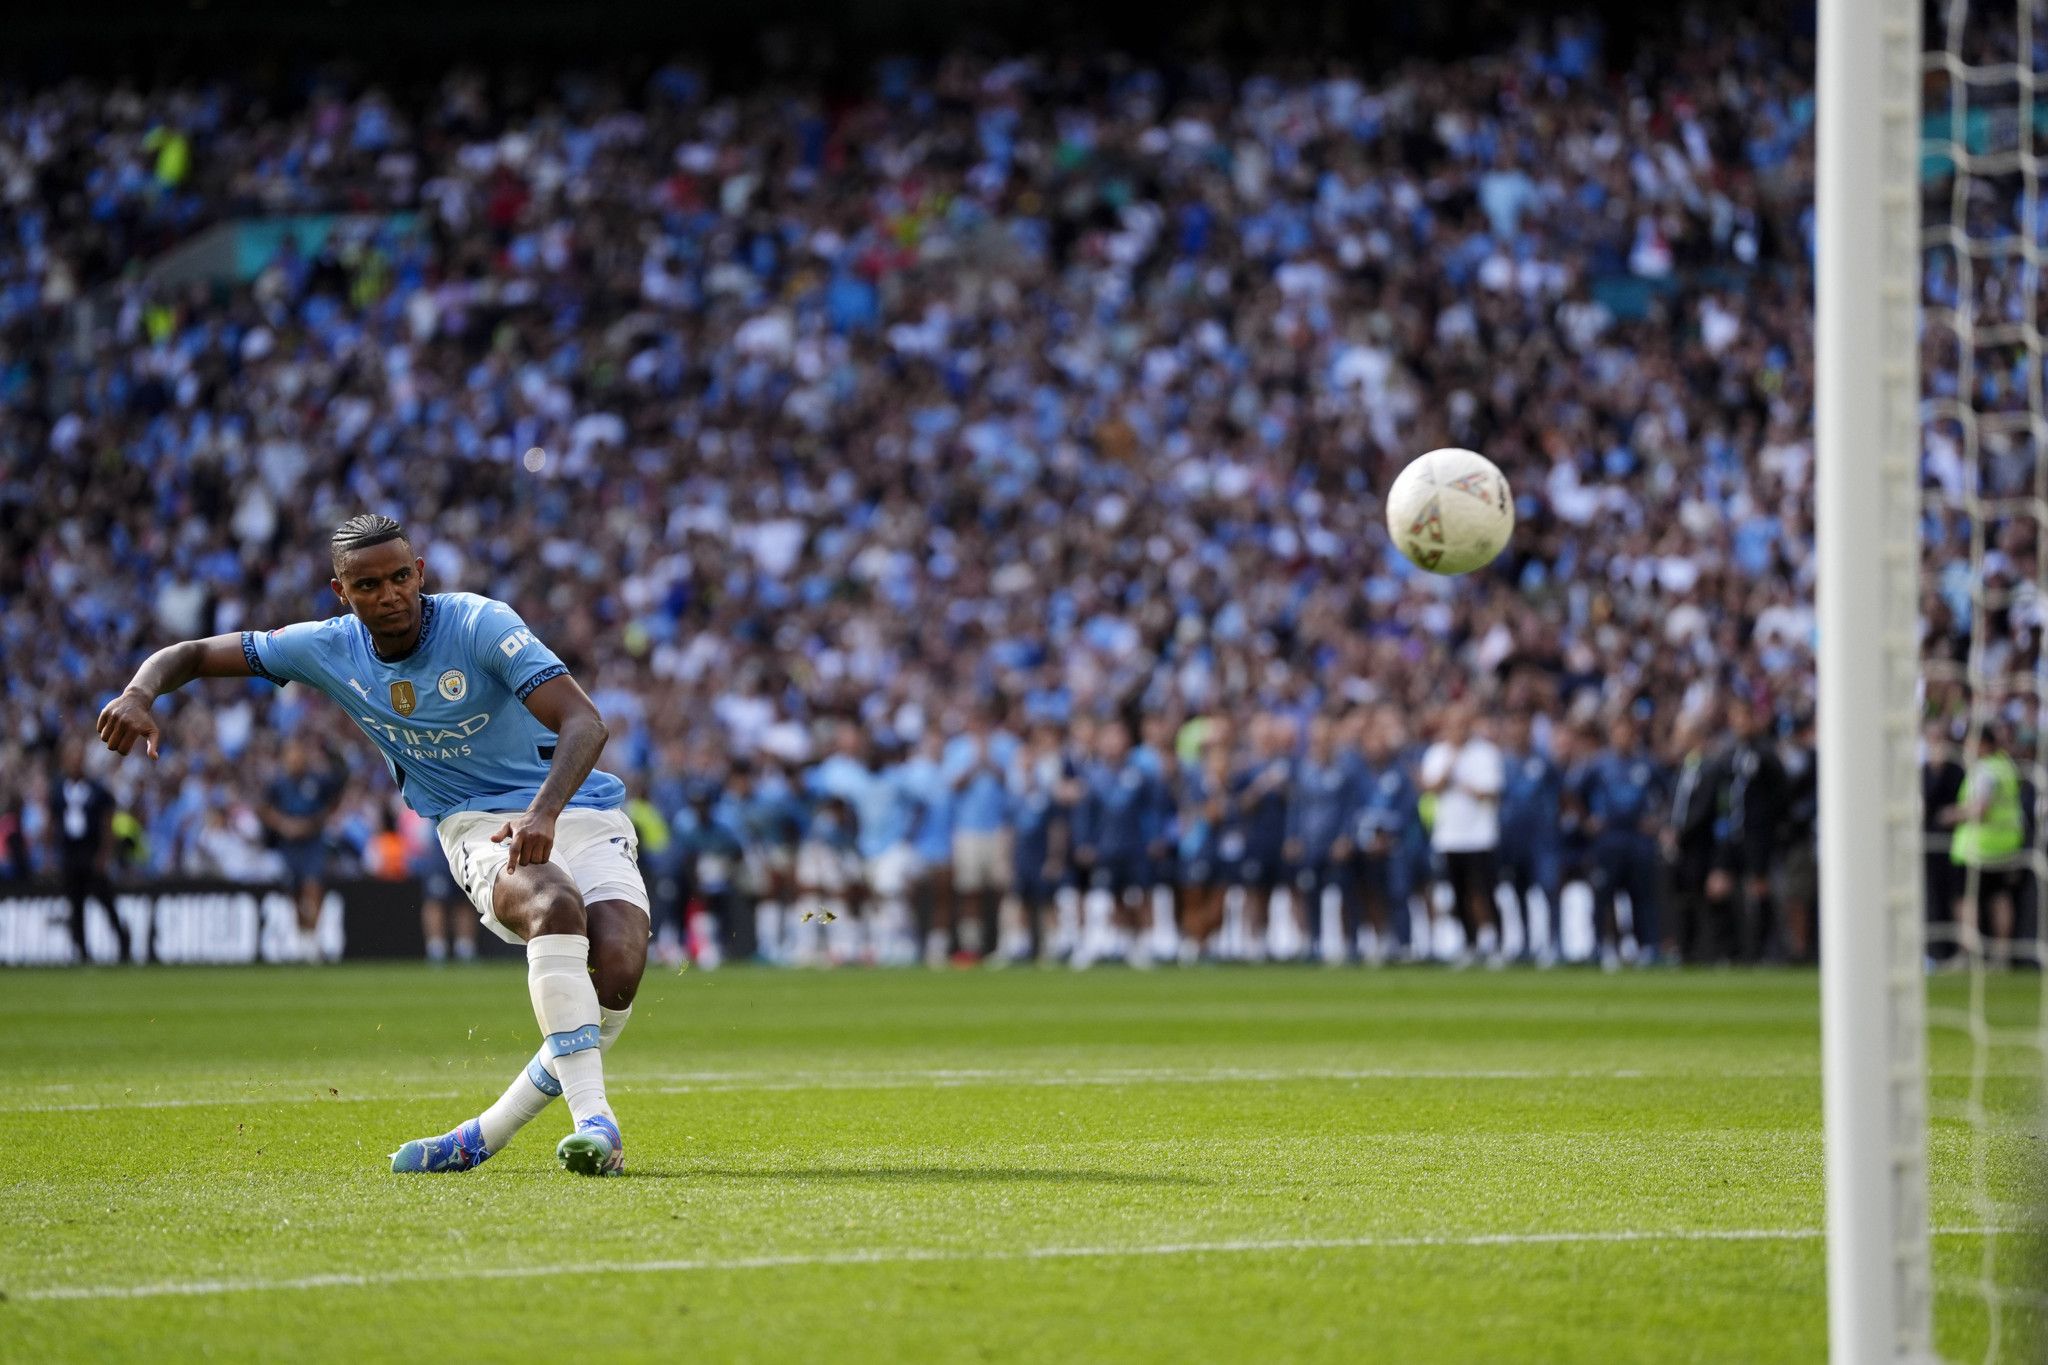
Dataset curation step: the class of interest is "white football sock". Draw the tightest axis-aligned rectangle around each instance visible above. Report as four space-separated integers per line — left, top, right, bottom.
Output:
477 1003 630 1152
525 933 611 1127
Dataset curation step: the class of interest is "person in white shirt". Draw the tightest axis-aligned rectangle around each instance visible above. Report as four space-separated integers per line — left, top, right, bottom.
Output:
1419 703 1506 961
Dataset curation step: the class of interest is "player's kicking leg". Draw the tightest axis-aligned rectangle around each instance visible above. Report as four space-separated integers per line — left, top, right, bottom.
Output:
393 869 648 1176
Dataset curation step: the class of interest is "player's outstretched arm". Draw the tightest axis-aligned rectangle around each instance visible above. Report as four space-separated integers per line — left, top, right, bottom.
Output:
491 674 610 869
96 634 257 760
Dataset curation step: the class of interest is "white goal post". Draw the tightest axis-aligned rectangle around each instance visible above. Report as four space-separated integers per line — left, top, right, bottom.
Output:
1826 0 1933 1358
1816 0 1936 1360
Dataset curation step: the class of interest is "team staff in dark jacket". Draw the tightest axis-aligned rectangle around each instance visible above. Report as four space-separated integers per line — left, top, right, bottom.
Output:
1716 697 1790 962
1662 714 1729 963
1922 722 1967 963
48 738 137 964
1777 712 1818 963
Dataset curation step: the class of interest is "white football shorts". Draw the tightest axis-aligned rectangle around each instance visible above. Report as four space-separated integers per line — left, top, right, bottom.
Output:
437 807 650 944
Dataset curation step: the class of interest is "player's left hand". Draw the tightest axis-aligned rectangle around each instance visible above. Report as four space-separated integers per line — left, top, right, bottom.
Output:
491 810 557 870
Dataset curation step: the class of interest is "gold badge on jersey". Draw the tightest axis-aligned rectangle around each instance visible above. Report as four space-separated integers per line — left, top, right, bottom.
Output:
390 680 418 716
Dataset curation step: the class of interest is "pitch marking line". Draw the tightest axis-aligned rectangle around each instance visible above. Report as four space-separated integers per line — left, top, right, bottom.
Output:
645 1066 1648 1095
8 1226 2013 1304
10 1068 1706 1112
18 1091 461 1115
21 1061 2039 1112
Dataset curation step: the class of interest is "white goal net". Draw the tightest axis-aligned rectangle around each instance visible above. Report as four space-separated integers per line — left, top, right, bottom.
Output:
1824 0 2048 1360
1924 3 2048 1358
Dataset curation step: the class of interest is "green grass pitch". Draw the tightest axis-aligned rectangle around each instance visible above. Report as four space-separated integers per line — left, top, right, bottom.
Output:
3 965 2041 1363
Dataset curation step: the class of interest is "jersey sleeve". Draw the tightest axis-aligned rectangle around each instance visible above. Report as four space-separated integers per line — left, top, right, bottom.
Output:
475 601 570 703
242 621 328 687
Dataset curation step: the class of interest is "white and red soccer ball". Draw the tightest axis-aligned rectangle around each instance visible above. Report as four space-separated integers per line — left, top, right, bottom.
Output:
1385 447 1515 576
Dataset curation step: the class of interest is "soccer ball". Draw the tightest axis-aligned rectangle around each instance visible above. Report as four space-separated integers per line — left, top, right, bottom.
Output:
1385 447 1515 575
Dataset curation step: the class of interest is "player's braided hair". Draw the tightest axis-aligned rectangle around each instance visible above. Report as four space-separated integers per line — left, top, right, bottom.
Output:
330 513 409 569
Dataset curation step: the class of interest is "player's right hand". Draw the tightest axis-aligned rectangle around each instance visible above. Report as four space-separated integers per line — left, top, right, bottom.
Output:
96 689 160 760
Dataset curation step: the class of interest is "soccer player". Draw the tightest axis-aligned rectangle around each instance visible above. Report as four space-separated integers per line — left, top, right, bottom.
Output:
1348 710 1421 963
945 710 1018 963
1007 722 1071 962
734 758 805 965
258 738 345 962
674 777 747 966
1583 714 1666 969
896 728 959 966
1227 715 1294 961
94 515 646 1177
1496 713 1565 965
1071 720 1167 968
1172 745 1230 961
809 723 915 964
411 806 476 964
1283 716 1357 962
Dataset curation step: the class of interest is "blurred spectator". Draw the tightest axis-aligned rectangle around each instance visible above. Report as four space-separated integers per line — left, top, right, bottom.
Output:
0 780 29 881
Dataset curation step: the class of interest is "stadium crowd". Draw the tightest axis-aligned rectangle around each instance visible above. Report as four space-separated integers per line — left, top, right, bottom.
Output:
0 11 2036 966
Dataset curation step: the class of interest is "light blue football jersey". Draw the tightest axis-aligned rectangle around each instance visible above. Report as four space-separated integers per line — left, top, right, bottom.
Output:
242 592 626 823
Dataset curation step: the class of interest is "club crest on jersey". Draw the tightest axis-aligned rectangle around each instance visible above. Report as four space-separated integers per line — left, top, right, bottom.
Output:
390 680 418 716
438 669 468 702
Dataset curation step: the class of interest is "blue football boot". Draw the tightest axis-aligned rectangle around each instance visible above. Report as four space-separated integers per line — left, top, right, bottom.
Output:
555 1114 623 1176
390 1117 491 1174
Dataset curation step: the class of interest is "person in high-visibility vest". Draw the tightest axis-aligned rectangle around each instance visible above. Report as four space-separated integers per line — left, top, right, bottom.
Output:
1948 720 2025 961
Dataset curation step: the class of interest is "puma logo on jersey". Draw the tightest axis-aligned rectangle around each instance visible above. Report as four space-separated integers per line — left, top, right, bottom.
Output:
347 678 372 700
